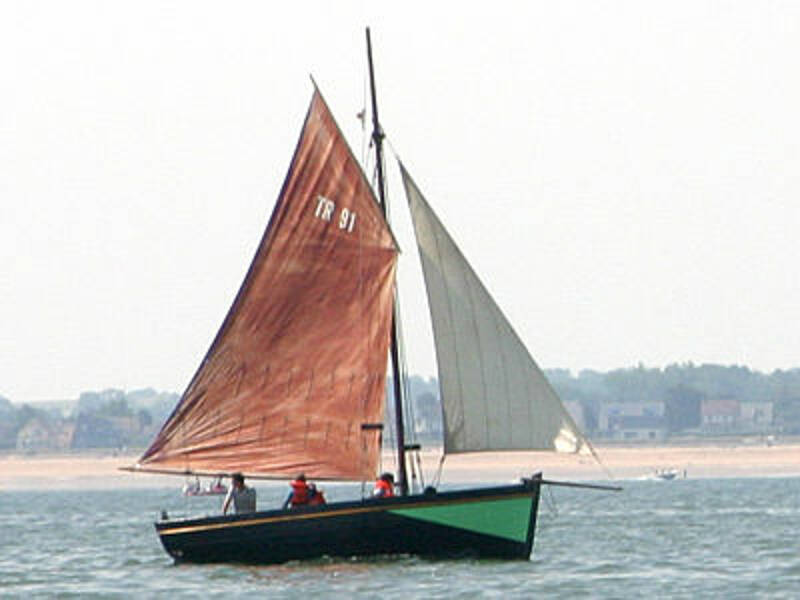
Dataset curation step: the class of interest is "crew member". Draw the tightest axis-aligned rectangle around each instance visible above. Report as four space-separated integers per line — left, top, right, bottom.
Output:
307 482 327 505
373 472 395 498
222 472 257 515
282 473 311 509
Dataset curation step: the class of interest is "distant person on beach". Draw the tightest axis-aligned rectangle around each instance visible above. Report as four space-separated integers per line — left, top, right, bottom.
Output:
373 472 395 498
222 472 256 515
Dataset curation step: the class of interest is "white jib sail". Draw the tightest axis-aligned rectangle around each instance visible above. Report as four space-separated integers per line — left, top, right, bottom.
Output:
400 162 587 455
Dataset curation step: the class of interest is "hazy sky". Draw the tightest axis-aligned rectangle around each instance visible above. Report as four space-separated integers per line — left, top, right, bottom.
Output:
2 2 799 402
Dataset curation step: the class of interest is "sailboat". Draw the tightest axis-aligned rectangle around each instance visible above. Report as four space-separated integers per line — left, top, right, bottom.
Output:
126 30 617 565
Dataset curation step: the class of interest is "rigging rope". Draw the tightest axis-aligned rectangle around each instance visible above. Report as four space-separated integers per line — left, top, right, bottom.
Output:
538 484 558 534
414 448 425 490
585 439 618 483
432 454 446 488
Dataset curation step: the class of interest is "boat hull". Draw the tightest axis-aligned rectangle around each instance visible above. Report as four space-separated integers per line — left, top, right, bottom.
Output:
155 475 542 564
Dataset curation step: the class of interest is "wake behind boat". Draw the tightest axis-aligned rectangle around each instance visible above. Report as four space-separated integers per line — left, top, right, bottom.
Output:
124 29 619 565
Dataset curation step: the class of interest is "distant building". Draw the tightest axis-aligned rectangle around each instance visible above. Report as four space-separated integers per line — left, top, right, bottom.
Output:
71 413 124 449
0 400 17 449
701 399 739 430
701 399 774 433
606 415 667 442
598 402 667 441
740 402 773 430
16 417 69 452
599 402 664 429
56 422 76 449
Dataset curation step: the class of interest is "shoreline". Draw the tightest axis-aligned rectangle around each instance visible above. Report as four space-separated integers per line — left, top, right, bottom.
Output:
2 443 799 490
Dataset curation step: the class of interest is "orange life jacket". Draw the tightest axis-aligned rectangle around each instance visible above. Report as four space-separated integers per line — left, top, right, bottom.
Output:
374 478 394 497
290 479 310 506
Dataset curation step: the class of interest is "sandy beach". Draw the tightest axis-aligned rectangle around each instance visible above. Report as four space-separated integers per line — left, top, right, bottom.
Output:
2 443 798 490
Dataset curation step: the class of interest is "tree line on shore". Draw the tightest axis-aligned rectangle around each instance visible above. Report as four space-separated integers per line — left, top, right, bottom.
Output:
3 362 800 451
546 363 800 434
0 388 178 452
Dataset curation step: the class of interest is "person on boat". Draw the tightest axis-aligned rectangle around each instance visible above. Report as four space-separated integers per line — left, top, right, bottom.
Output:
373 472 395 498
281 473 309 509
222 472 256 515
182 475 201 495
281 473 325 509
307 482 327 506
207 475 227 494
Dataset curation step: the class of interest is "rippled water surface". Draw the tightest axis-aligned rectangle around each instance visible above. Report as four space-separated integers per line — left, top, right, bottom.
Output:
2 478 799 598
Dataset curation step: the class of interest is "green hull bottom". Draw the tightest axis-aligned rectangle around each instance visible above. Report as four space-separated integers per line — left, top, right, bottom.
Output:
390 495 534 543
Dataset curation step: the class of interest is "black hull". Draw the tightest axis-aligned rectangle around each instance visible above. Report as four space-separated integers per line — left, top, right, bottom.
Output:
156 475 542 565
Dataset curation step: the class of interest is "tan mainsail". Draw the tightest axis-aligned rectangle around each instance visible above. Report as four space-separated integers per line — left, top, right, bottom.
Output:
400 163 587 455
136 90 398 480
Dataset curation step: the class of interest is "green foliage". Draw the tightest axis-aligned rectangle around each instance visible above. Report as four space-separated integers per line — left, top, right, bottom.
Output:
0 388 171 450
774 396 800 434
545 364 800 433
96 397 133 418
664 385 703 431
545 363 798 405
4 365 800 449
137 408 153 428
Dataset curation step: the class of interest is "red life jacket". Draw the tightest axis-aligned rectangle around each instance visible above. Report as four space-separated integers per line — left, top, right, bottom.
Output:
374 478 394 497
290 479 310 506
308 489 326 505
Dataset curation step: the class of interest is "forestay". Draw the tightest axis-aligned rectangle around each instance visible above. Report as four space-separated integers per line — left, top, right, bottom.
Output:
134 90 398 480
399 163 586 455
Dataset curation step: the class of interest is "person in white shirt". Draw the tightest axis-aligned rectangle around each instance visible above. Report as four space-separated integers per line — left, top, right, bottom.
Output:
222 472 256 515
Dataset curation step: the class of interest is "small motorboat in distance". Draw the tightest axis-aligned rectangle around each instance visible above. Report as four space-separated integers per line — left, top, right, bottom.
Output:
653 468 678 480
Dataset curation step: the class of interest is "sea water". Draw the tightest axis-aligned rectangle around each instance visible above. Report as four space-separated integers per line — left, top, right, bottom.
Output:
1 478 799 598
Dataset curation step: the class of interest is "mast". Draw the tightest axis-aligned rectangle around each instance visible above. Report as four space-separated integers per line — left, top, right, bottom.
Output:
366 27 409 496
